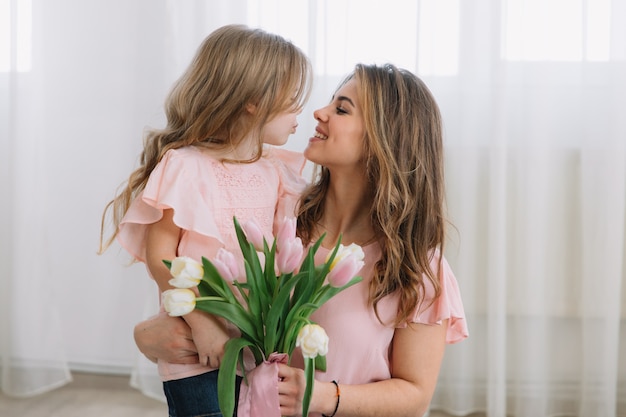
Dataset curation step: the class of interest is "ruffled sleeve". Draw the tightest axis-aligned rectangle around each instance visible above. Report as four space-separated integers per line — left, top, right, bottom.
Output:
399 253 469 344
117 147 222 263
266 147 309 227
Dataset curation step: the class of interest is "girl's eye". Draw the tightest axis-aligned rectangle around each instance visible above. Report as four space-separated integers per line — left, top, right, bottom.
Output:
335 107 348 114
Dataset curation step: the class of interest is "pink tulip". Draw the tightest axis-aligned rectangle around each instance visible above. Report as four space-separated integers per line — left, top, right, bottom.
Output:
327 243 365 287
276 236 304 274
212 248 242 282
241 218 266 251
276 217 297 250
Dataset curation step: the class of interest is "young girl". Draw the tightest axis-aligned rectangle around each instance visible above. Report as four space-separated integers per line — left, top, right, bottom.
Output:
99 24 312 417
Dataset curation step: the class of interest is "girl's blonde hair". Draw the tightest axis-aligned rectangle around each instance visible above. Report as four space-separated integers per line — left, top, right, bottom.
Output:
100 24 312 252
298 63 445 325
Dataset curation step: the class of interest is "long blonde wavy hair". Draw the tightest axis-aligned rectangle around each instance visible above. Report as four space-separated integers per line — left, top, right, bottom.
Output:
297 64 446 325
99 24 312 252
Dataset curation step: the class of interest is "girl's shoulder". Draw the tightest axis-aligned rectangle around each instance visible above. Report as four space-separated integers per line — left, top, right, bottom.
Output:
157 146 225 176
263 147 306 172
162 145 220 163
263 147 308 186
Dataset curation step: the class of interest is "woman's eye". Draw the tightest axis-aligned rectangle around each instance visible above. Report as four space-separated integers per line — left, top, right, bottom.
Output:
335 107 348 114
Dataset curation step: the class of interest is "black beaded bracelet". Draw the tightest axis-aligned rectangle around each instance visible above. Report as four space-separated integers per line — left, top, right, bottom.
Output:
322 380 340 417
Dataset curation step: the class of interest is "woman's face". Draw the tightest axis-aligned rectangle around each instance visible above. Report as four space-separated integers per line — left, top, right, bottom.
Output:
305 79 366 169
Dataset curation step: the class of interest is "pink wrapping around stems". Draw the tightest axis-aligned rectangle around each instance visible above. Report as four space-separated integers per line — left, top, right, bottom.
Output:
237 353 289 417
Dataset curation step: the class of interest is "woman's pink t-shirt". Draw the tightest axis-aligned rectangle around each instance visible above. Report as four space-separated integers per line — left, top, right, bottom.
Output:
292 243 468 388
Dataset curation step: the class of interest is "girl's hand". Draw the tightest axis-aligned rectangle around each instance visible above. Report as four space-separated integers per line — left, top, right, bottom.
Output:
185 310 229 368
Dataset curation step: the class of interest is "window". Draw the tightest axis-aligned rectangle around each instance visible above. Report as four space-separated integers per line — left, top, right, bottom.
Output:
0 0 32 72
502 0 612 61
246 0 460 76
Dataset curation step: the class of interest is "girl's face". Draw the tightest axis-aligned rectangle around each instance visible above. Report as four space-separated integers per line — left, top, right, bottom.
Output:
305 79 366 169
262 107 301 146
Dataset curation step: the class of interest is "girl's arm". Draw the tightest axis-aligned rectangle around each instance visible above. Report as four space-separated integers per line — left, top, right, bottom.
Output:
277 320 448 417
145 209 230 368
145 209 182 293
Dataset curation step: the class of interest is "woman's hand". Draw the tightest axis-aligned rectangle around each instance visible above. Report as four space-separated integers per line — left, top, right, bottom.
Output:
277 363 306 416
277 364 339 417
133 311 199 364
275 320 449 417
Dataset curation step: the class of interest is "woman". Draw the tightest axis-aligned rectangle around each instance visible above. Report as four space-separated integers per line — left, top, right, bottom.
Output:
135 63 468 417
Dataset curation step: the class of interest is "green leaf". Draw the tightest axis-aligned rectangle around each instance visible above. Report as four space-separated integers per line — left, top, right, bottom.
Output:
162 259 172 270
197 279 217 298
291 232 324 297
284 271 318 333
313 276 363 307
264 272 302 354
218 337 255 417
241 259 263 332
302 357 315 417
232 240 264 328
291 263 315 303
231 280 250 306
315 354 326 372
198 257 239 304
233 217 253 258
263 239 278 297
193 300 261 345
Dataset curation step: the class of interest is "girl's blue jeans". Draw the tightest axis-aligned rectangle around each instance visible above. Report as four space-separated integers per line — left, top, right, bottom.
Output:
163 370 242 417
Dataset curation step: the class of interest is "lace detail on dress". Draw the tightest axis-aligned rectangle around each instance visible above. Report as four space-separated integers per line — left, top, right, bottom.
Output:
211 161 277 249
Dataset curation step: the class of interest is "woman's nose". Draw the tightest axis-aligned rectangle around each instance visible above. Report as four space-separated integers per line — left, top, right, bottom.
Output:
313 107 326 122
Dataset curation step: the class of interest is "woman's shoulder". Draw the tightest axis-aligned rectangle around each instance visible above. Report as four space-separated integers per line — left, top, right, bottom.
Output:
143 146 225 200
406 251 469 343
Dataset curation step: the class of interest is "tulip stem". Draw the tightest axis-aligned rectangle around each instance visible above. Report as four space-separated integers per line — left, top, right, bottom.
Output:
195 296 226 302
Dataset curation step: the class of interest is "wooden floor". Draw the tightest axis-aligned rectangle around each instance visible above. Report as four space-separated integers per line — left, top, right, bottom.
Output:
0 372 165 417
0 372 475 417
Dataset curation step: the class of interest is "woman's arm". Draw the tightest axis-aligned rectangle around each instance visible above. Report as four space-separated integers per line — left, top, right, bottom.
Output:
277 320 448 417
134 312 199 364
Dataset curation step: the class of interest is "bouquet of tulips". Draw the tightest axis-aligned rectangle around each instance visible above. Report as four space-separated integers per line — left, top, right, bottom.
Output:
161 217 364 417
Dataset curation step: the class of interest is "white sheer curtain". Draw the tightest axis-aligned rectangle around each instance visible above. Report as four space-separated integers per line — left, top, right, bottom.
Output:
1 1 625 416
0 0 249 398
427 1 626 416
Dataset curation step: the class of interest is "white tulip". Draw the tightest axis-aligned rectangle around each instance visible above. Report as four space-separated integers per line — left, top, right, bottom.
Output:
296 324 329 359
162 289 196 316
327 243 365 269
168 256 203 288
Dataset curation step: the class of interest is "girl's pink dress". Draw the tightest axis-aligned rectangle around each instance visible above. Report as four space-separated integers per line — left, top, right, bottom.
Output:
116 145 306 382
